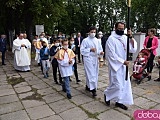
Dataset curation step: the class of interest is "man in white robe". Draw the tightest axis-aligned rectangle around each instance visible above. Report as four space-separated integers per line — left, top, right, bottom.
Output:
104 22 137 110
80 26 103 97
13 33 31 71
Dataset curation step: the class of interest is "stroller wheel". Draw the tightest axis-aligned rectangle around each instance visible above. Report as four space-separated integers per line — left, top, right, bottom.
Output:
137 80 141 84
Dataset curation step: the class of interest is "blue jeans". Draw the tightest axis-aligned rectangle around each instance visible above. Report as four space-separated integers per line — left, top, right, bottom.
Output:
62 76 71 95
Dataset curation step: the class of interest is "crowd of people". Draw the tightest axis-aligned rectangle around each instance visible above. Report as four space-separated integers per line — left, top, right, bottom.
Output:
0 22 160 111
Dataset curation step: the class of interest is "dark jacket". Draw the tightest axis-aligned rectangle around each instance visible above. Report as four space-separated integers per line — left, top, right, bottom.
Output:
40 47 50 60
74 36 83 53
50 45 59 64
0 38 7 52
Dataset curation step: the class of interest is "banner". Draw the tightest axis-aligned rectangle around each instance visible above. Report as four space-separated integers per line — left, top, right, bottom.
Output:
35 25 44 36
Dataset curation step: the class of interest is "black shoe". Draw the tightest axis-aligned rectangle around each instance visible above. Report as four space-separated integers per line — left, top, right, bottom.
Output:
148 76 151 81
46 73 49 77
115 102 128 110
154 78 160 82
70 79 72 82
104 94 110 106
67 94 72 99
2 63 6 65
62 89 66 92
38 63 41 66
55 81 59 84
85 85 90 91
91 89 97 97
76 80 81 84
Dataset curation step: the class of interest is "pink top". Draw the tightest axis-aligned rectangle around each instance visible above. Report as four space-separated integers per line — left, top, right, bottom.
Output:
143 36 159 55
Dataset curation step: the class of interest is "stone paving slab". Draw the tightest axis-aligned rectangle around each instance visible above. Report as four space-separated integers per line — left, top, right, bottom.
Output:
0 89 16 97
18 91 34 99
0 84 12 90
71 94 94 105
14 86 32 93
32 82 50 90
0 101 23 115
0 110 30 120
43 92 65 104
39 115 63 120
37 87 56 96
49 99 76 114
81 101 109 114
22 100 46 109
26 105 55 119
14 82 29 88
59 107 88 120
0 94 19 105
97 109 131 120
134 97 157 109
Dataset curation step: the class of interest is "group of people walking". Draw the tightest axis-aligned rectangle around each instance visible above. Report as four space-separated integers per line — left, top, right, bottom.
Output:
0 22 159 111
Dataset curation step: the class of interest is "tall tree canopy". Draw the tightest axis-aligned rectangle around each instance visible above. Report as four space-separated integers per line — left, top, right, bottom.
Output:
0 0 160 41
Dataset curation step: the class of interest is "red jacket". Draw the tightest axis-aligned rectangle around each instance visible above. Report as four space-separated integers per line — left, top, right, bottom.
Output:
143 36 159 55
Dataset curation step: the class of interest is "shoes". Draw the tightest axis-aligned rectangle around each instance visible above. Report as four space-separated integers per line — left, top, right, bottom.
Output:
44 74 48 78
2 63 6 65
115 102 128 110
154 78 160 82
67 94 72 99
54 81 59 84
46 73 49 77
148 76 151 81
91 89 97 97
104 94 110 106
85 85 90 91
76 80 81 84
38 63 41 66
69 79 72 82
62 88 66 92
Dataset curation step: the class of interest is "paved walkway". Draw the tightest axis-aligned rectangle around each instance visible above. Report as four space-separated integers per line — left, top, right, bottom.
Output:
0 52 160 120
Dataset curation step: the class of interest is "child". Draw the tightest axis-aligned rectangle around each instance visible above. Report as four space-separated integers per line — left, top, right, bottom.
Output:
68 37 81 84
54 39 75 99
40 41 50 78
133 52 146 73
50 39 62 84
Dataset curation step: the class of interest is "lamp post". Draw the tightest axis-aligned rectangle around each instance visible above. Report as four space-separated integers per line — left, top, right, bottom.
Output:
125 0 131 80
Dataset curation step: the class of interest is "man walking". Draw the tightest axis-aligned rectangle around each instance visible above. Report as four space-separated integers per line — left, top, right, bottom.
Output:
75 32 83 63
0 34 7 65
80 26 103 97
104 22 137 110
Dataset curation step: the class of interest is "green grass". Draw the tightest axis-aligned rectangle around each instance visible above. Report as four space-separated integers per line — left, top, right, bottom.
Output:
22 88 44 101
78 105 99 119
7 76 25 86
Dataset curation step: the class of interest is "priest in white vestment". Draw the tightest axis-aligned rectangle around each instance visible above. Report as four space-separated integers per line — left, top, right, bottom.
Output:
80 26 103 97
13 33 31 71
104 22 137 110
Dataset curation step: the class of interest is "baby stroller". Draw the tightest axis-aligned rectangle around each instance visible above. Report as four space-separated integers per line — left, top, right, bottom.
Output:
130 49 151 84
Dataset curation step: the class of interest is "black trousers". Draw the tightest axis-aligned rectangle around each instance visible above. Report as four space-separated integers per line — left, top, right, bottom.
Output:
77 47 81 62
147 52 155 73
1 51 5 64
73 58 79 81
52 62 62 83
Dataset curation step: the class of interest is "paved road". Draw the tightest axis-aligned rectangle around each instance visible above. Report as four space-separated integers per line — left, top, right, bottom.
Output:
0 52 160 120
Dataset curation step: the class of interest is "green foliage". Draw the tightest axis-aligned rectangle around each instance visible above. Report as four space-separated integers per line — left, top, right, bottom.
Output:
0 0 160 37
